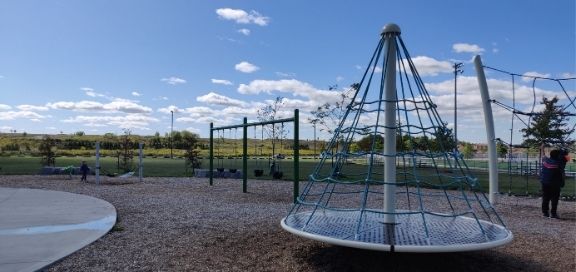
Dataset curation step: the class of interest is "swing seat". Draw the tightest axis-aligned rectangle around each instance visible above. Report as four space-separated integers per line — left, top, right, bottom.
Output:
229 168 237 173
254 169 264 177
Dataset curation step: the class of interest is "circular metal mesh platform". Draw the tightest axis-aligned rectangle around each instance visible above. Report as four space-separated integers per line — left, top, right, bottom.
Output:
282 210 513 252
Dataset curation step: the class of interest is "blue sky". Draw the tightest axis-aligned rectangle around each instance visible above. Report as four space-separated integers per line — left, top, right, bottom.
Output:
0 0 574 144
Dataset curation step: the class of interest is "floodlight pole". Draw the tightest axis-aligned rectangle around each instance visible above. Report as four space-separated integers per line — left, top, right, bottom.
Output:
382 23 400 224
170 110 174 159
453 62 463 154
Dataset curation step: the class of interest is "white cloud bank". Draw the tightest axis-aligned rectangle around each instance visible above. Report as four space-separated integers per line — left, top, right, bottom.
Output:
62 114 158 130
196 92 247 107
216 8 270 26
47 99 152 114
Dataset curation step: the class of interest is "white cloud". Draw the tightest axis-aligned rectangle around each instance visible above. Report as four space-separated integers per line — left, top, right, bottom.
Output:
183 106 215 115
0 111 47 120
211 79 233 85
221 106 257 116
521 71 551 82
238 28 251 35
132 91 142 97
401 56 453 76
216 8 270 26
62 114 159 130
81 87 109 99
161 77 187 85
235 61 260 73
103 99 152 113
47 99 151 113
197 92 247 107
0 104 11 110
16 105 49 111
237 79 344 107
452 43 485 54
560 72 576 78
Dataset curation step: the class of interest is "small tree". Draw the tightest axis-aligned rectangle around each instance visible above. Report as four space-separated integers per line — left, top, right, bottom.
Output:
39 135 56 166
309 83 357 136
118 129 134 172
183 131 201 175
257 96 287 157
521 96 575 152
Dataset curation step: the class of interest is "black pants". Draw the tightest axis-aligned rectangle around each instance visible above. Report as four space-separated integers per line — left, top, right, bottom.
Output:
81 172 87 181
541 184 561 215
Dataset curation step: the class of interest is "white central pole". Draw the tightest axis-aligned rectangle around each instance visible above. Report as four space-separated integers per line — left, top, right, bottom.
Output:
382 23 400 224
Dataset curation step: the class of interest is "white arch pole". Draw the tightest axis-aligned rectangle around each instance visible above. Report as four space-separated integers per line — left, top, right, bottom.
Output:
474 55 498 204
95 141 100 185
382 24 400 224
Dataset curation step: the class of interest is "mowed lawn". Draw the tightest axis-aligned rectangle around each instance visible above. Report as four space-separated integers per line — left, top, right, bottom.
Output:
0 156 574 197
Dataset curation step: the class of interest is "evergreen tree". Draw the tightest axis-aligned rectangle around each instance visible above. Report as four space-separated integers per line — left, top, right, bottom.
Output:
521 96 574 149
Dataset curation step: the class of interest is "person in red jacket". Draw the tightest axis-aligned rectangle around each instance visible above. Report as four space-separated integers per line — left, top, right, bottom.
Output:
540 149 566 218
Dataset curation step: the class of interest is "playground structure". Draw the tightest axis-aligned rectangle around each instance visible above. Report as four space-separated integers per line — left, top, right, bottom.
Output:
282 24 513 252
478 64 575 195
94 141 144 184
208 109 301 202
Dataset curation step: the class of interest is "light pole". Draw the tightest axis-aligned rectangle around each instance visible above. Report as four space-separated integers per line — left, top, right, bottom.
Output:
170 110 174 159
313 122 317 159
453 62 463 153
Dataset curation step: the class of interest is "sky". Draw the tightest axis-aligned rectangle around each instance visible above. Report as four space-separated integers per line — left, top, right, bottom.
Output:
0 0 574 144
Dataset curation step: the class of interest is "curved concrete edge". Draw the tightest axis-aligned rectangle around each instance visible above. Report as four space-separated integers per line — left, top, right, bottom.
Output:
0 188 117 272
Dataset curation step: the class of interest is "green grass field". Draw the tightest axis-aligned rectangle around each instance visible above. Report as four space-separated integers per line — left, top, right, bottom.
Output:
0 156 574 198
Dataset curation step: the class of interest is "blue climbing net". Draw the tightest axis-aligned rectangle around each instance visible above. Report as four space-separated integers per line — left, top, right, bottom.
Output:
282 26 512 252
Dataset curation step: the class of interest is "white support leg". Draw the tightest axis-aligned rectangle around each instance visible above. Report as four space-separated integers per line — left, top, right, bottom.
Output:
474 55 498 204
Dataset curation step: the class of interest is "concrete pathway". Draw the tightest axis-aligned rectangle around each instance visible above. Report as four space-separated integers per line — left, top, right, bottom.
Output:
0 188 116 272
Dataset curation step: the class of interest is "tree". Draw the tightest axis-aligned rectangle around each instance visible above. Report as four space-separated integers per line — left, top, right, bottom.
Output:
308 83 358 136
521 96 575 150
39 135 56 166
118 129 134 172
149 132 163 149
257 96 287 156
430 126 456 152
496 141 508 158
183 131 201 175
461 143 476 159
356 134 383 152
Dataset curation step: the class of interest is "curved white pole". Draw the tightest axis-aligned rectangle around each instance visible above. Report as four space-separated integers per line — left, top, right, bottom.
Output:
474 55 498 204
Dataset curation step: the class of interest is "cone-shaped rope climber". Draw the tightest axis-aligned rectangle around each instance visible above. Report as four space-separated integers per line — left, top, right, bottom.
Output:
281 24 513 252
